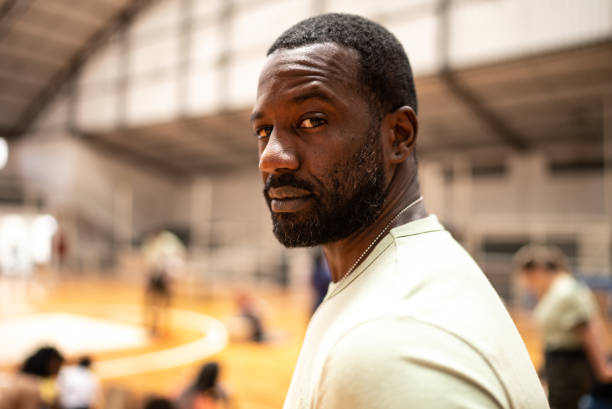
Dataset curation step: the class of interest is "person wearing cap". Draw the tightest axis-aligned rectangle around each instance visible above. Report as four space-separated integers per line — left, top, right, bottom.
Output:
515 244 612 408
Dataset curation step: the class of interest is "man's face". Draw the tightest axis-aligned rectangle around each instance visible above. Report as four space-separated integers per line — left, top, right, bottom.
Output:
252 43 387 247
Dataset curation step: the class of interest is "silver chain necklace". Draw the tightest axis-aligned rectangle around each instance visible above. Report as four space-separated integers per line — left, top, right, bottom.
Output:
335 195 424 286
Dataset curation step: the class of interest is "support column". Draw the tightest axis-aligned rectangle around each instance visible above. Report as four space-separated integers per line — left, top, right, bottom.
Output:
177 0 193 116
113 182 133 251
117 21 130 128
216 1 233 111
190 178 214 285
451 158 472 229
311 0 326 15
604 94 612 275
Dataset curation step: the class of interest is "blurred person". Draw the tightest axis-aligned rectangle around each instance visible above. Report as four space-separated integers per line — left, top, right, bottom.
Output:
0 346 64 409
57 356 99 409
144 260 172 337
24 346 64 409
176 362 228 409
251 13 548 408
278 251 290 288
143 396 175 409
53 229 68 272
310 249 330 314
236 291 265 343
225 291 268 343
515 245 612 409
142 230 185 337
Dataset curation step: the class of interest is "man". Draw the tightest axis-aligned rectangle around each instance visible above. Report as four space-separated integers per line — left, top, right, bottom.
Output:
251 13 548 408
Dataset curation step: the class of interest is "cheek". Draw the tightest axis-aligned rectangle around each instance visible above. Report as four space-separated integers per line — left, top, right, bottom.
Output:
522 275 538 291
319 151 359 192
257 139 267 156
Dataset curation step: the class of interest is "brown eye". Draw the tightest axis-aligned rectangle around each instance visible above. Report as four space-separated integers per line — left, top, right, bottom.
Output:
256 126 272 139
299 118 326 129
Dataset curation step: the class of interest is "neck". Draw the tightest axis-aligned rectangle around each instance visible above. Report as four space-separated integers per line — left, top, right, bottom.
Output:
322 169 427 282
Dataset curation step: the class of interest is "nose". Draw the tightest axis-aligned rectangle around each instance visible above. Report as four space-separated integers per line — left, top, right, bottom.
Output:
258 129 299 174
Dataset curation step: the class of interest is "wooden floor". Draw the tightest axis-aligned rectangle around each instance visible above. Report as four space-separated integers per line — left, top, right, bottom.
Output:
1 277 311 409
1 276 610 409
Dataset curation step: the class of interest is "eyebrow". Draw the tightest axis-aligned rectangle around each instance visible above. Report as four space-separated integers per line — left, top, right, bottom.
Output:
250 89 335 123
250 111 264 123
291 90 334 104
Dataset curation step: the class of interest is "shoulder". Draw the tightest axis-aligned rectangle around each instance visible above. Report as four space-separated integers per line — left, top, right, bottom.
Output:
545 276 594 312
314 316 510 409
567 278 595 309
391 226 486 292
14 374 39 393
394 226 477 268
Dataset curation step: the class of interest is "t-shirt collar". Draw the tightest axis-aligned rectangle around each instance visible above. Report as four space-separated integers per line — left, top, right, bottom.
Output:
324 215 443 300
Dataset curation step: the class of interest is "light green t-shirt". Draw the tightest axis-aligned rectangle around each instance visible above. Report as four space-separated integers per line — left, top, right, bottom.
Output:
534 273 597 350
283 215 548 409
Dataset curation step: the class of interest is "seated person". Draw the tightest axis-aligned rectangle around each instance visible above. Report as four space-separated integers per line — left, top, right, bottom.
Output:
176 362 228 409
0 346 64 409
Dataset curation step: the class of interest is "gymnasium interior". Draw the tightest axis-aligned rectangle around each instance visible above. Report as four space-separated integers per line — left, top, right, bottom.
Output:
0 0 611 408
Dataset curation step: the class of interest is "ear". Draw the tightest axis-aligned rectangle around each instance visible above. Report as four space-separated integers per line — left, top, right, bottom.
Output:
386 106 418 164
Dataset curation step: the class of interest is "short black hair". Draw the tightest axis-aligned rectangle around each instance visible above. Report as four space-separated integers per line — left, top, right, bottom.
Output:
194 362 219 392
143 397 175 409
21 346 64 377
268 13 418 117
78 356 92 367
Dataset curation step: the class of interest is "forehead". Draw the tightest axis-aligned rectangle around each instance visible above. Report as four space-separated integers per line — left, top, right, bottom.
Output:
255 43 362 105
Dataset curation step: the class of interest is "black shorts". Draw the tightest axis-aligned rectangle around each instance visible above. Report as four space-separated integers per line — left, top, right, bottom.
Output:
545 349 593 409
148 274 170 296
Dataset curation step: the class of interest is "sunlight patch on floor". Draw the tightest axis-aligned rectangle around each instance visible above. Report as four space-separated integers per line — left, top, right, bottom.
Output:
0 312 149 365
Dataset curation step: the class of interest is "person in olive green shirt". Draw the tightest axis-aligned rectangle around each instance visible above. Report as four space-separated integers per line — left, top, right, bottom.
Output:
516 245 612 408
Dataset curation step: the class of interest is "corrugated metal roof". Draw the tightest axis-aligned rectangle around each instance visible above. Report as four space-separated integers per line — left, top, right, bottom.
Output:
76 41 612 175
0 0 150 134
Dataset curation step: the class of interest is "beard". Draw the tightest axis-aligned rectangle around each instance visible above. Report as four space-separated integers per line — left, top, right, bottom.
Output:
263 123 387 247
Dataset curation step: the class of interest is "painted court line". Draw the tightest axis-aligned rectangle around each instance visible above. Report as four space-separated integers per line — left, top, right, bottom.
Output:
96 308 228 378
15 303 229 379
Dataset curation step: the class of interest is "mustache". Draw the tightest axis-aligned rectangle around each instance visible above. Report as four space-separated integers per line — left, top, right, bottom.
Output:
264 173 316 198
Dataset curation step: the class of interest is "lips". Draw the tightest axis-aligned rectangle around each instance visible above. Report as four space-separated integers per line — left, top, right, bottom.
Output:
268 186 311 200
267 186 313 213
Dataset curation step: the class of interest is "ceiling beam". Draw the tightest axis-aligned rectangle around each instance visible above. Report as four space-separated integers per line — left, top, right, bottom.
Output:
0 0 18 22
0 72 45 89
185 116 256 156
0 0 33 38
440 71 530 152
73 129 189 180
420 130 601 157
0 46 65 70
8 0 161 139
0 127 20 138
435 0 529 152
8 21 83 49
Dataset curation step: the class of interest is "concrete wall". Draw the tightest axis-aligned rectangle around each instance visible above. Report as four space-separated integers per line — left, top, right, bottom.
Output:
423 153 610 275
7 89 193 272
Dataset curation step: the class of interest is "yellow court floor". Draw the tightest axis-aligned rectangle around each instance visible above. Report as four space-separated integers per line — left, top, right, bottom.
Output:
1 277 310 409
1 276 610 409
